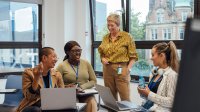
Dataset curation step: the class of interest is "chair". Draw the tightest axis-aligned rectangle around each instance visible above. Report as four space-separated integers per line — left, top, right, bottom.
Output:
0 75 23 112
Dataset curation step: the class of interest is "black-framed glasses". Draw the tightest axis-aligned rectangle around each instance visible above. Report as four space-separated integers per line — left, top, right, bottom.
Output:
70 49 82 54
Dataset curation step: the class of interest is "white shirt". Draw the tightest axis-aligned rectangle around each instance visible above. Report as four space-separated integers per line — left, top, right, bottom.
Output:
148 67 178 112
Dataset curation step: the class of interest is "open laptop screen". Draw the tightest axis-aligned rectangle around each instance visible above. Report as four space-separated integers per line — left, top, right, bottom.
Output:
40 88 76 110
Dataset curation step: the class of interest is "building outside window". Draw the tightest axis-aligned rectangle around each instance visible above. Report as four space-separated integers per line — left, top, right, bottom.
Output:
163 28 172 40
151 29 158 40
179 28 184 40
92 0 194 77
157 9 164 23
182 11 188 22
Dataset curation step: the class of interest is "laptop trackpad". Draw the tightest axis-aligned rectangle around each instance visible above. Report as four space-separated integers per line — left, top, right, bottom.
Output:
117 101 137 109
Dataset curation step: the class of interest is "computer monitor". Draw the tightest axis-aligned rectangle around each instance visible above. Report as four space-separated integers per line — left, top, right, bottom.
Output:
172 18 200 112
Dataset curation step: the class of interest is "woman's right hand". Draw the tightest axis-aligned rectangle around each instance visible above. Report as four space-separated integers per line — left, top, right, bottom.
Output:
102 57 109 65
137 86 150 97
33 62 43 80
32 62 43 91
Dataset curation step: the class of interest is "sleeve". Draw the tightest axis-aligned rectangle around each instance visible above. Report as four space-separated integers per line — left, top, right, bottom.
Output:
28 85 40 94
55 71 65 88
98 35 107 59
127 34 138 61
148 73 178 108
22 69 40 100
80 61 97 90
56 63 64 75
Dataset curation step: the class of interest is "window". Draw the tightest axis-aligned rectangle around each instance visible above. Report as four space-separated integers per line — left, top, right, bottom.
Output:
182 12 188 22
0 2 39 42
151 29 157 40
95 0 121 41
90 0 196 79
0 0 41 73
94 48 102 72
92 0 122 74
179 28 184 40
163 28 172 40
144 0 193 41
0 49 38 69
157 9 164 23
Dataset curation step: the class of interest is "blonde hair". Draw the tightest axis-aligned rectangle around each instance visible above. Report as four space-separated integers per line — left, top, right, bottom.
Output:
153 41 179 73
107 13 120 26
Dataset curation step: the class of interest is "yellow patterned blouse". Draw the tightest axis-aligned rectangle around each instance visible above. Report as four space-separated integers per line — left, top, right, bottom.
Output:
98 31 138 63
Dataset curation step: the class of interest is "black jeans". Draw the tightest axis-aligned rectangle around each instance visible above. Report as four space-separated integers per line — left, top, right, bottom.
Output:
22 106 41 112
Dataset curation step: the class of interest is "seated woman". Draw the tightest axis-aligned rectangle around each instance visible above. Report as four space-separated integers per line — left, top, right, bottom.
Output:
57 41 97 112
138 41 179 112
16 47 64 112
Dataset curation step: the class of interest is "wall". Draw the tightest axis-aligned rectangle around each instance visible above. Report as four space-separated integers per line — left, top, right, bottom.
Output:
42 0 91 65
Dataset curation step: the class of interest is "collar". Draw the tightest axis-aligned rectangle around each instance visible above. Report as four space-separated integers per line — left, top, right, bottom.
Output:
108 30 123 42
40 69 57 77
163 66 170 72
163 67 172 76
38 69 56 88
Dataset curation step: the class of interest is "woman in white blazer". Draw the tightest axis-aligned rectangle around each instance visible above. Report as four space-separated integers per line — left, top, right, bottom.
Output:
138 41 179 112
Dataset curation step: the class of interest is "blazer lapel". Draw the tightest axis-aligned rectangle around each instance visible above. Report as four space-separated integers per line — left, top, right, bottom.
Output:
50 69 57 88
37 69 57 88
38 76 44 88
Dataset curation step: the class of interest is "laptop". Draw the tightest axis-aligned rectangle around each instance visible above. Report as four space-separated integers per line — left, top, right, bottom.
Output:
40 88 77 110
95 84 145 111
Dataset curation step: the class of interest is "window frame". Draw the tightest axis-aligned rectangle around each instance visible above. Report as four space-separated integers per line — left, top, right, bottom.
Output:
157 9 164 23
163 28 172 40
90 0 200 80
151 29 158 40
182 11 188 22
179 28 184 40
0 0 42 76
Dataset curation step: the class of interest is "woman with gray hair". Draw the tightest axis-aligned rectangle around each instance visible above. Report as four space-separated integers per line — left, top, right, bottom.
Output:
98 13 138 101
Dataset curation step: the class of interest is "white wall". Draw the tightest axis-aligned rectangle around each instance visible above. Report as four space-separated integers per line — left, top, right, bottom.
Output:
42 0 65 64
42 0 91 65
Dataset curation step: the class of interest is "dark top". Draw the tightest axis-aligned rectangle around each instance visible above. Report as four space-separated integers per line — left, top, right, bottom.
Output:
42 74 50 88
148 75 163 93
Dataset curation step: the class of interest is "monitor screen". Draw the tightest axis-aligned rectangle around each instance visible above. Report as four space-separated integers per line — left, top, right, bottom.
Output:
172 18 200 112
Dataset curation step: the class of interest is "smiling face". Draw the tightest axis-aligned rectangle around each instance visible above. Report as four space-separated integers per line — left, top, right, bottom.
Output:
68 45 82 63
42 49 58 69
107 20 119 34
151 47 166 67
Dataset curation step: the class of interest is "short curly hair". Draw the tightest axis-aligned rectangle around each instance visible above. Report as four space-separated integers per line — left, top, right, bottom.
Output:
107 13 120 26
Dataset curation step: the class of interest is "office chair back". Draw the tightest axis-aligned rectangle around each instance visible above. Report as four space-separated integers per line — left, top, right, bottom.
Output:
3 75 23 106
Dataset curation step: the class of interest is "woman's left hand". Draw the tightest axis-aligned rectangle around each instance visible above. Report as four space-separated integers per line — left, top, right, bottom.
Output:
137 86 151 97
